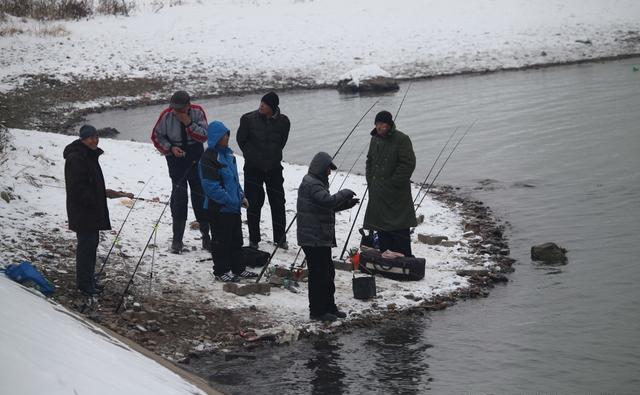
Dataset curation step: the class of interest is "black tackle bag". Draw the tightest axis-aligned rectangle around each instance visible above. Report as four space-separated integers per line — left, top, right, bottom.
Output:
242 247 270 268
359 249 425 281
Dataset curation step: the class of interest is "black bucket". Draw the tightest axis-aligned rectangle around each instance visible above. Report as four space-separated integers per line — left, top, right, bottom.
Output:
352 276 376 299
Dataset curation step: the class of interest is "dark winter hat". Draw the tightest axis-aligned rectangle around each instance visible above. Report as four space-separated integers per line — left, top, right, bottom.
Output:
170 90 191 110
79 124 98 139
374 110 394 126
261 91 280 112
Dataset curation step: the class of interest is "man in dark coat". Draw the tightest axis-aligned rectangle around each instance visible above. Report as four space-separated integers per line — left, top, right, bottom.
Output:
237 91 290 250
64 125 132 295
363 110 417 257
297 152 358 322
151 90 210 254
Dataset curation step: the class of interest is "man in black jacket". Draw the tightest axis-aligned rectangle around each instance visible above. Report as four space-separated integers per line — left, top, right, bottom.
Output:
297 152 359 322
64 125 132 295
237 91 291 249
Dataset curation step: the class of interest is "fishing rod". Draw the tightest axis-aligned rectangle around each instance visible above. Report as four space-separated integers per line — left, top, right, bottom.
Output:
412 126 459 205
95 177 153 280
338 82 413 261
336 143 367 191
293 143 367 272
415 119 478 209
115 162 195 313
288 103 384 272
135 196 167 204
339 188 368 260
256 98 381 283
331 99 380 159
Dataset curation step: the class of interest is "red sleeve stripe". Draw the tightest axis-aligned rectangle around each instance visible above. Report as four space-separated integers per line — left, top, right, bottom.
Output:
191 104 208 124
186 127 207 142
186 104 208 142
151 108 172 154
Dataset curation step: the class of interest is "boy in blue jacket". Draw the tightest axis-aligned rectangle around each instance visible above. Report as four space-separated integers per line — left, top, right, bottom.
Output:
200 121 257 282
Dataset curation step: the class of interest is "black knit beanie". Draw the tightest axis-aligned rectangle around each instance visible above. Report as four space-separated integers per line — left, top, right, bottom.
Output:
374 110 394 126
261 91 280 113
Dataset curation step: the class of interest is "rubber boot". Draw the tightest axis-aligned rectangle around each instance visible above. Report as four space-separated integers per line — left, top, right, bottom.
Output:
171 220 186 254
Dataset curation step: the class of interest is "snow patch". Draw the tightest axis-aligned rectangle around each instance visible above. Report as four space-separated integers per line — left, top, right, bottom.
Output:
339 65 392 86
0 276 207 395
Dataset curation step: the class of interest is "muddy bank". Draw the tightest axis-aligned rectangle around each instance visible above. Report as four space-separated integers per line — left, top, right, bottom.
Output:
1 53 639 134
0 73 325 133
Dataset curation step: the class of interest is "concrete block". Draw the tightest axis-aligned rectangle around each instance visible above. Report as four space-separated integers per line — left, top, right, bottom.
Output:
223 282 271 296
333 260 353 272
417 234 449 245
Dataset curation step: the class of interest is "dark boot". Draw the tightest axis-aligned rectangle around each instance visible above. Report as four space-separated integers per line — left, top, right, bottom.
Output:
171 220 186 254
199 221 211 251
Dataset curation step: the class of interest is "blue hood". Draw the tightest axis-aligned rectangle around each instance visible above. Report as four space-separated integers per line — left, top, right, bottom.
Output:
207 120 230 148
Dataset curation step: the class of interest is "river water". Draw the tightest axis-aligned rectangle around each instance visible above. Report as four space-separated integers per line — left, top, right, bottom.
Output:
83 58 640 394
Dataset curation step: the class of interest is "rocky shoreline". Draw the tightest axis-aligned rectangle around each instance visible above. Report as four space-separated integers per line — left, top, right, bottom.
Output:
10 178 514 364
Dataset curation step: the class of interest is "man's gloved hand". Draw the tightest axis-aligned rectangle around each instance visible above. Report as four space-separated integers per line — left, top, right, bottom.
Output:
342 189 356 199
242 197 249 209
345 198 360 209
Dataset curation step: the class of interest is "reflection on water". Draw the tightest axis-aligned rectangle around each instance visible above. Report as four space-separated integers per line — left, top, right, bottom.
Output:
361 319 431 394
193 316 433 395
306 338 346 395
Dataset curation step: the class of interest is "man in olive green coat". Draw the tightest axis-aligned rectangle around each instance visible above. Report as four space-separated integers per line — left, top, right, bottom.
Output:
363 110 417 256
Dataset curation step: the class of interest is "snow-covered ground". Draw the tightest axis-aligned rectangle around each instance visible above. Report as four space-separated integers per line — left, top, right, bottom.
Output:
0 128 491 328
0 276 215 395
1 0 639 93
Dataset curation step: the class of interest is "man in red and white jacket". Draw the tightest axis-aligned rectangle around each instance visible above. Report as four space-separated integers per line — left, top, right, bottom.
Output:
151 90 210 254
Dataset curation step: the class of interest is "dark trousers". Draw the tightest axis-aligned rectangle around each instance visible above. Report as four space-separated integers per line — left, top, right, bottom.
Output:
244 165 286 244
378 228 413 257
208 210 245 276
76 231 99 293
166 143 207 233
303 246 338 317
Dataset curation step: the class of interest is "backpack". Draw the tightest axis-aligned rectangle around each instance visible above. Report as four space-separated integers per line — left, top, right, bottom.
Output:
2 261 55 296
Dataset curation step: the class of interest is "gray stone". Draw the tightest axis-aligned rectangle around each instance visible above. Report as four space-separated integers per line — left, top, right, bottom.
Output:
333 260 353 272
97 127 120 138
337 76 399 93
456 269 490 277
417 234 449 245
223 282 271 296
531 242 568 264
268 275 284 286
440 240 460 247
1 191 13 203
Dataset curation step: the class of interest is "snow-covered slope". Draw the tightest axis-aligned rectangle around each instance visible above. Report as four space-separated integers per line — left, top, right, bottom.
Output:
1 0 639 93
0 276 212 395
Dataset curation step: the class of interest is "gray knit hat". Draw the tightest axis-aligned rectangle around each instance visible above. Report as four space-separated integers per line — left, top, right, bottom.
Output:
170 90 190 110
79 125 98 139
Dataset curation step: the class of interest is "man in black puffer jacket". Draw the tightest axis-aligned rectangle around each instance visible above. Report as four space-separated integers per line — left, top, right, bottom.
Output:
64 125 132 295
297 152 359 322
237 91 290 250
